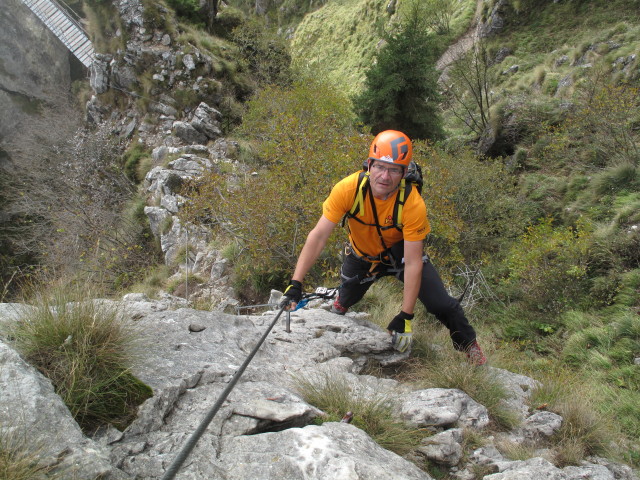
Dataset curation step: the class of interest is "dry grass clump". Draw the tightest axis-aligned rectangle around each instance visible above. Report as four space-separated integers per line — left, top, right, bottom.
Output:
293 372 424 457
0 431 57 480
9 289 152 433
529 375 616 467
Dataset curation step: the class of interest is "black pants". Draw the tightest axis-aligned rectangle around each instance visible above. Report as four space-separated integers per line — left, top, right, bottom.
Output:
337 242 477 351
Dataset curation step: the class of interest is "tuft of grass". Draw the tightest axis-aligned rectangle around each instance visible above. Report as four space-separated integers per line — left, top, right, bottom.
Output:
122 143 151 184
127 264 172 299
528 375 616 467
0 430 56 480
496 439 537 461
9 289 152 433
293 372 424 457
552 395 613 466
166 273 205 298
405 327 519 430
360 280 518 429
221 239 244 266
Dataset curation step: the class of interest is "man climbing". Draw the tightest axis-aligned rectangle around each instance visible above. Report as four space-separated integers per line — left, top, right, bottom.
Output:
280 130 486 365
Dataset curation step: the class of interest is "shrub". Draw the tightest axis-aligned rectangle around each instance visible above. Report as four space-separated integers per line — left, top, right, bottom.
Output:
544 81 640 169
231 17 292 88
181 77 369 296
141 0 171 30
420 145 530 262
504 216 591 314
166 0 201 24
10 290 152 432
6 112 160 292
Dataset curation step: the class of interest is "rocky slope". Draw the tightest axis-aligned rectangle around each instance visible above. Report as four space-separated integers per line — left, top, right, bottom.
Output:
3 0 640 478
2 298 638 479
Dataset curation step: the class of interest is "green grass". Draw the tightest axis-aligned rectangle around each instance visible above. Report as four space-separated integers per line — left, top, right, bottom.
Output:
358 282 517 429
0 431 56 480
9 289 152 433
293 372 425 457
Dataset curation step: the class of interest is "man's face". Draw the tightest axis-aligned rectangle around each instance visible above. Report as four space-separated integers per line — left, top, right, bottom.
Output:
368 160 404 199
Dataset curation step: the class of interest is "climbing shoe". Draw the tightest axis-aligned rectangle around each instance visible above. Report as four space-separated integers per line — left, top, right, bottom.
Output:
466 340 487 366
331 297 348 315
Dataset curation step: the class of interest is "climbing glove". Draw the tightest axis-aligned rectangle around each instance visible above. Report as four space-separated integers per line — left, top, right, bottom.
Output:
280 280 302 309
387 311 413 353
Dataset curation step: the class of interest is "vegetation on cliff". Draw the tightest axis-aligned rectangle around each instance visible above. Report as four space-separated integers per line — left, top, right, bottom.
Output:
1 0 639 472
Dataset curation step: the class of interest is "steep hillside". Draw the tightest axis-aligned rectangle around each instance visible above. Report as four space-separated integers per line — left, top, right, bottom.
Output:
290 0 392 95
290 0 640 120
290 0 477 96
286 0 640 469
2 0 639 475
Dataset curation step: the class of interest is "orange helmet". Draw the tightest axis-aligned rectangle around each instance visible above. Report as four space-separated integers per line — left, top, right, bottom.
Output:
368 130 413 168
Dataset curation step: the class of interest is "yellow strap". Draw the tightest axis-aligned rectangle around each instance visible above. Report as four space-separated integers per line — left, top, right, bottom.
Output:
396 179 406 228
349 172 369 217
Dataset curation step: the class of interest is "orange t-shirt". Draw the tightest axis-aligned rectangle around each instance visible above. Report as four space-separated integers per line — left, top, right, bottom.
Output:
323 171 430 258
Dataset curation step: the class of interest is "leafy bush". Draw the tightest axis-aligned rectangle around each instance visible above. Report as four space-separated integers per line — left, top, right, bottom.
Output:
181 77 369 297
166 0 201 24
504 216 591 314
10 291 152 432
543 81 640 169
231 17 292 88
420 145 531 262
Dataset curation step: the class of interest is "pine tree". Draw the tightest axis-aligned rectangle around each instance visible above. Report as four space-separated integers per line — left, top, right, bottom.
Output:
353 12 444 141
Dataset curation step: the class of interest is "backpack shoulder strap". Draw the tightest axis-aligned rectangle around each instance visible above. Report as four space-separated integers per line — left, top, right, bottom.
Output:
350 170 369 217
391 179 412 232
342 171 369 227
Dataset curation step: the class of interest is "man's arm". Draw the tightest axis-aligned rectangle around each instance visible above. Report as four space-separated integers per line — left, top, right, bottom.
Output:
400 239 424 315
292 215 338 283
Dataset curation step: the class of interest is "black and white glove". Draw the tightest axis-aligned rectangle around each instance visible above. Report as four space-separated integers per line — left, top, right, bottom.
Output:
387 311 414 353
279 280 302 309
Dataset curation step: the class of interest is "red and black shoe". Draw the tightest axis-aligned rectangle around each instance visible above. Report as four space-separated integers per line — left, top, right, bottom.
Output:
466 340 487 366
331 296 348 315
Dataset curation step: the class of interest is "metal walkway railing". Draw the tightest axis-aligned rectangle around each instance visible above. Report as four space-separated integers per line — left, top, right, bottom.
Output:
20 0 95 68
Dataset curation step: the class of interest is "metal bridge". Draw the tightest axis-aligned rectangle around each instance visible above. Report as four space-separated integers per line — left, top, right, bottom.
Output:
20 0 95 68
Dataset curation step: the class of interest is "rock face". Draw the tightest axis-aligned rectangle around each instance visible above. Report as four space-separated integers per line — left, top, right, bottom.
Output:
1 299 638 480
0 0 71 144
0 340 113 478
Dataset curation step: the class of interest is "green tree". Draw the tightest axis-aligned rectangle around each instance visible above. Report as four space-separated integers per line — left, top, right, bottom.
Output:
353 8 444 140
